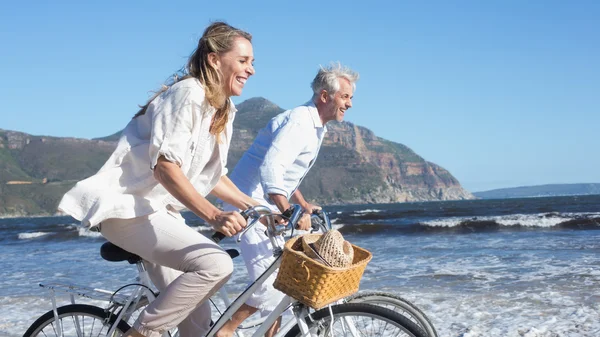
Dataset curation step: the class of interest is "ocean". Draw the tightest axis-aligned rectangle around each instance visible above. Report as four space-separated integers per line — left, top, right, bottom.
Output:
1 195 599 337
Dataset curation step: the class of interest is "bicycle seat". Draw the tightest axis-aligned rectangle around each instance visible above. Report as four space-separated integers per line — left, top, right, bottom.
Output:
100 242 142 264
100 242 240 264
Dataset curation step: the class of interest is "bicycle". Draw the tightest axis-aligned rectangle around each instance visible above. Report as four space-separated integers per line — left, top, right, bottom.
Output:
23 205 429 337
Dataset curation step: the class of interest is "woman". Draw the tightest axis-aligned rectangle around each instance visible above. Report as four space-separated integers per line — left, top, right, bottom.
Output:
58 22 259 337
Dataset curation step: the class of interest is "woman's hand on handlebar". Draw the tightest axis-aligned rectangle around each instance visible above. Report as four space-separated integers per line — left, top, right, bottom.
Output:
210 211 247 237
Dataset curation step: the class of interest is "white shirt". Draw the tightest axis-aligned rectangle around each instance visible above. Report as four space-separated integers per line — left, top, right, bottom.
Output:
58 78 236 228
228 101 326 207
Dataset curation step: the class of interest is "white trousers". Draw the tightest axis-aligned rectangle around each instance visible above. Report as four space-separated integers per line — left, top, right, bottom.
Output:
238 222 286 316
100 210 233 337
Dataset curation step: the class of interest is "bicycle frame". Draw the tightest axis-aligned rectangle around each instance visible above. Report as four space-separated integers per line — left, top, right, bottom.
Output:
207 209 333 335
38 205 316 337
204 205 308 337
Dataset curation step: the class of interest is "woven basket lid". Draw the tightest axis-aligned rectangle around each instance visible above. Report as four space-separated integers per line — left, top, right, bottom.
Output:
302 230 354 268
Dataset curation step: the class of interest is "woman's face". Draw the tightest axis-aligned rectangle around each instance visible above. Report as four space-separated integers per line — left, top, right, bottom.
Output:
215 37 255 97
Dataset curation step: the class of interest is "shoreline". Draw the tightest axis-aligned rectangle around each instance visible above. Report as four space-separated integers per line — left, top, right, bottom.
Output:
2 193 598 220
0 212 67 219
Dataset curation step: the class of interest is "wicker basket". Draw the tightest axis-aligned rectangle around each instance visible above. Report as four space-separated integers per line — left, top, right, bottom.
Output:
273 234 373 309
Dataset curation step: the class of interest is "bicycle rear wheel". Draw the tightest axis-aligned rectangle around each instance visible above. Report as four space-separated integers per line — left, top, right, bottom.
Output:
284 302 427 337
23 304 131 337
346 291 438 337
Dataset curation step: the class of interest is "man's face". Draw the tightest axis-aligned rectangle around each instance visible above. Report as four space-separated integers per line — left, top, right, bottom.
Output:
322 78 354 123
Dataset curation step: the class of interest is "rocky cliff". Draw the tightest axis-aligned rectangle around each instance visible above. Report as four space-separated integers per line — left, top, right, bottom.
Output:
231 98 473 204
0 97 473 216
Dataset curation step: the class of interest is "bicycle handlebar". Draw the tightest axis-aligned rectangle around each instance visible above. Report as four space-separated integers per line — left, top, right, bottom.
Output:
211 205 334 244
211 205 306 244
309 208 332 233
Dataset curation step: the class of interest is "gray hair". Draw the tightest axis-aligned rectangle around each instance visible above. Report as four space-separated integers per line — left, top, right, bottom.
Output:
311 62 359 101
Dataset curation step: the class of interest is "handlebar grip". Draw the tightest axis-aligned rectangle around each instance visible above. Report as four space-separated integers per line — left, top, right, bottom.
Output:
211 210 251 244
211 232 226 243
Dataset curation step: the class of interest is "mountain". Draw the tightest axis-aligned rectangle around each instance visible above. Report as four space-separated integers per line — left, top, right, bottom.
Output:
473 183 600 199
0 97 473 217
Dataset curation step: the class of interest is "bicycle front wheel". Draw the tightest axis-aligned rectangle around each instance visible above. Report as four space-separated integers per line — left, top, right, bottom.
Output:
285 302 427 337
23 304 131 337
346 291 438 337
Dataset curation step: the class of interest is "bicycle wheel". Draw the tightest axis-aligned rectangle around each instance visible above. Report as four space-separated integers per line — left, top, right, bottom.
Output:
284 302 427 337
23 304 131 337
346 291 438 337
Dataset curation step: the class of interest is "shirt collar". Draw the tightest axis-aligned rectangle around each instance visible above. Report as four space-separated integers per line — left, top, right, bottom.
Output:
229 98 238 115
305 101 325 129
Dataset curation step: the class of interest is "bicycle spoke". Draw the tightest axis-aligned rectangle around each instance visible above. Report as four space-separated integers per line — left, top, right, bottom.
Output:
347 292 437 337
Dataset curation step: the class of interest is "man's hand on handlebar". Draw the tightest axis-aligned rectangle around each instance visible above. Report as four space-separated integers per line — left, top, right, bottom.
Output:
301 203 321 215
296 213 312 230
294 203 320 230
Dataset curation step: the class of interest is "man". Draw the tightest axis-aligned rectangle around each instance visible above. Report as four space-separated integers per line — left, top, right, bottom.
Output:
216 62 358 337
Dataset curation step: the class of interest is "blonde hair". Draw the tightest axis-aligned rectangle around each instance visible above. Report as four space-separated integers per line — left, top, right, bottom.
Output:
134 22 252 136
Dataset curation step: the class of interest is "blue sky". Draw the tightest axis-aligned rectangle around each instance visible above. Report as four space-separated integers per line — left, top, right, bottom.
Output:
1 1 598 192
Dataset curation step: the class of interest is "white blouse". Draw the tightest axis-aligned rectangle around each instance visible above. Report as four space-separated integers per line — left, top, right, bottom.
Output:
58 78 236 228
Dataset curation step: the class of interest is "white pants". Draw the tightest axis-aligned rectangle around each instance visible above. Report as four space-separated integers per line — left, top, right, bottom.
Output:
238 222 286 316
224 201 286 316
100 210 233 337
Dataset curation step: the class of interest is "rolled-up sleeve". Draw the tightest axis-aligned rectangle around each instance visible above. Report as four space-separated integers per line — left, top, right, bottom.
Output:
148 87 195 169
259 119 308 199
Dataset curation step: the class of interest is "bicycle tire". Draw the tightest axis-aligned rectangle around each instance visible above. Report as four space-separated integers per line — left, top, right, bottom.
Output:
284 302 427 337
346 291 438 337
23 304 131 337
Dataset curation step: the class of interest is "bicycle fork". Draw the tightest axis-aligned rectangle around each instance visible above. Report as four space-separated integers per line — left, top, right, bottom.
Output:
291 304 361 337
293 304 317 336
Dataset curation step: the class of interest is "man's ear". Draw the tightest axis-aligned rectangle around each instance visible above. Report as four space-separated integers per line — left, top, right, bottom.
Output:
319 90 329 103
207 52 220 69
